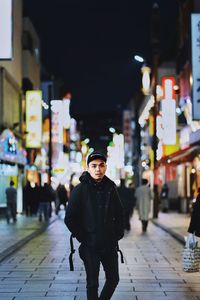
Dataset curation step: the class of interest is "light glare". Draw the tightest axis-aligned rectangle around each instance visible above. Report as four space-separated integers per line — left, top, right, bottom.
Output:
134 55 144 63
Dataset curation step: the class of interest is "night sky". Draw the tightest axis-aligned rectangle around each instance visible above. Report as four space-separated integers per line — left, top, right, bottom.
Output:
23 0 179 117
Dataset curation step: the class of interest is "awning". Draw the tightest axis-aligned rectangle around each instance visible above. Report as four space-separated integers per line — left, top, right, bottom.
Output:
156 144 200 167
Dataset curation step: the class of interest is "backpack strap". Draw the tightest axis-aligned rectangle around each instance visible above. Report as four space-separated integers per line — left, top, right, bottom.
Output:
116 242 124 263
69 234 75 271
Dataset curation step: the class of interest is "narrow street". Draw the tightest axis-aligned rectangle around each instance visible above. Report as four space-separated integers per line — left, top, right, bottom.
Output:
0 214 200 300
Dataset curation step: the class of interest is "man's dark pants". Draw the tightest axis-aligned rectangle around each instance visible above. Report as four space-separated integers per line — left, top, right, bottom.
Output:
6 202 17 223
79 244 119 300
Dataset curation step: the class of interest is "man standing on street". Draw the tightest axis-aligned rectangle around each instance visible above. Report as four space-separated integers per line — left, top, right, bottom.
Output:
65 151 124 300
5 180 17 223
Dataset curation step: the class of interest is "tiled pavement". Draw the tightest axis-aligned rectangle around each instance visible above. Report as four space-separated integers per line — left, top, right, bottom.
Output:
152 211 191 245
0 214 58 262
0 211 200 299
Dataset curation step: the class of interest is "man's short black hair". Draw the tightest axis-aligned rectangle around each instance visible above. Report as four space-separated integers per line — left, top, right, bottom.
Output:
87 152 107 165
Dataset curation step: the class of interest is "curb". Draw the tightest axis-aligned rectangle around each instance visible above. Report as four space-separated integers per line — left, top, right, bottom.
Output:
151 219 185 245
0 216 59 263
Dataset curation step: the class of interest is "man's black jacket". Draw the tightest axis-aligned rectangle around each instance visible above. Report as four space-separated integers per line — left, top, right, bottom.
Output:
64 172 124 249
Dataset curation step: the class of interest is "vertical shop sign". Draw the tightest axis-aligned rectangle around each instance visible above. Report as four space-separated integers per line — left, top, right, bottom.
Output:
191 14 200 120
161 77 176 145
50 100 64 169
0 0 13 59
123 110 132 144
26 90 42 148
62 98 71 129
51 100 63 144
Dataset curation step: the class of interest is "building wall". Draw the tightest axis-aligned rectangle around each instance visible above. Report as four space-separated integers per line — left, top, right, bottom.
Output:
194 0 200 11
22 18 40 89
23 50 40 88
2 70 20 127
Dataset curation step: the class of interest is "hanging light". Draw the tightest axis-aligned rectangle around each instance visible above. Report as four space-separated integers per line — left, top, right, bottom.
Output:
141 66 151 95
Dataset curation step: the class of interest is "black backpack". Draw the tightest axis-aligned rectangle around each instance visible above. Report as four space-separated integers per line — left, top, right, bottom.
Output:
68 234 124 271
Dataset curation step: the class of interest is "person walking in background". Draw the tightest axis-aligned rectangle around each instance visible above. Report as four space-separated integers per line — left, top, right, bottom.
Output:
38 182 54 222
117 178 135 232
23 181 37 216
135 178 152 233
160 183 169 213
5 180 17 223
65 151 124 300
56 184 68 214
32 183 40 216
128 182 136 216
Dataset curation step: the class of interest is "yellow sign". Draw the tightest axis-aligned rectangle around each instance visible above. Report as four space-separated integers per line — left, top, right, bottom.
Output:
163 133 180 156
52 168 65 173
149 115 154 136
26 90 42 148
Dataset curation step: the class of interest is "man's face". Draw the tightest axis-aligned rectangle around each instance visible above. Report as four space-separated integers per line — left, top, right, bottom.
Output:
87 159 107 182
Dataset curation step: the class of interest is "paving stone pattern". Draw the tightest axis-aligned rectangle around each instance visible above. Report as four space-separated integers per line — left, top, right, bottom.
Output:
0 214 200 300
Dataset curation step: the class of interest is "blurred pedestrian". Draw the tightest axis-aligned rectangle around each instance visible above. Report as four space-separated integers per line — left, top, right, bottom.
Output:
32 183 40 215
69 173 75 195
153 184 159 218
23 181 36 216
128 181 136 217
5 180 17 223
160 183 169 213
65 151 124 300
117 179 135 231
56 184 68 214
135 178 152 233
38 182 53 222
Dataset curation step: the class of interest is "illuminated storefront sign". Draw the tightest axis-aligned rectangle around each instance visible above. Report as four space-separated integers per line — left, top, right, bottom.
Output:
63 99 71 129
191 14 200 120
163 133 180 156
50 100 67 170
107 133 124 182
0 129 27 165
161 77 176 145
139 95 155 126
70 118 78 142
0 0 12 59
156 114 163 140
180 126 190 149
26 90 42 148
51 100 63 144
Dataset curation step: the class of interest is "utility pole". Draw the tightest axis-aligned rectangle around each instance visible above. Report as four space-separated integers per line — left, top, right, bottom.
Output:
151 2 160 218
48 82 53 179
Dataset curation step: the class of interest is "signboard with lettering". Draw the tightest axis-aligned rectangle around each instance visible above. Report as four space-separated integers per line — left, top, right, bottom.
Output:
161 77 176 145
26 90 42 148
0 129 27 165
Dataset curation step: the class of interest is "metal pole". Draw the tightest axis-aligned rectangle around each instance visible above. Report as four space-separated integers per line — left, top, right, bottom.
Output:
48 83 53 178
151 2 160 218
152 54 159 218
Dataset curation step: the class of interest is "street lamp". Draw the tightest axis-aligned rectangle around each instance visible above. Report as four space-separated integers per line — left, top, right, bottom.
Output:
134 55 145 63
109 127 116 134
133 55 151 95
